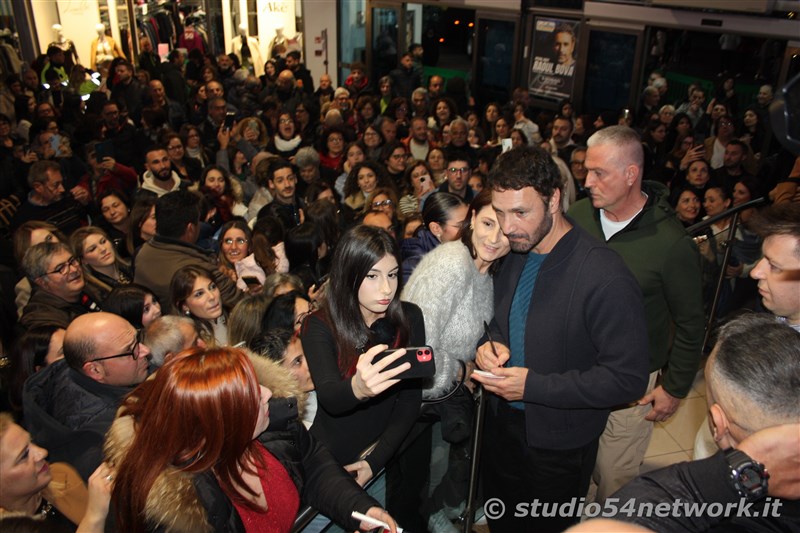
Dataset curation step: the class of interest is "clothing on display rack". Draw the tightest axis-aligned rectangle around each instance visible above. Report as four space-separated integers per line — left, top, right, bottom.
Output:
179 24 206 55
0 33 22 76
120 26 132 61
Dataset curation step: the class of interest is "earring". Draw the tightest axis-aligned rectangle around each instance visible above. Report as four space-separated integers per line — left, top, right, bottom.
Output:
184 310 191 316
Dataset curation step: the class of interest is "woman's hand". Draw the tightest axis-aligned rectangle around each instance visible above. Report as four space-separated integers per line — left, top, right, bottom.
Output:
351 344 410 400
71 185 91 205
358 506 399 532
344 460 373 487
679 145 705 171
246 282 264 295
462 360 476 393
77 462 114 533
308 278 328 304
99 157 117 171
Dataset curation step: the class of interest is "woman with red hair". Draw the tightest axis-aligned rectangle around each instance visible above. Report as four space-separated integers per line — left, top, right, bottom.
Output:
105 346 397 532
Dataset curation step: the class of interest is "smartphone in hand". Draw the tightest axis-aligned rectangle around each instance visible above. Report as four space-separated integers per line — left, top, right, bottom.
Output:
374 346 435 379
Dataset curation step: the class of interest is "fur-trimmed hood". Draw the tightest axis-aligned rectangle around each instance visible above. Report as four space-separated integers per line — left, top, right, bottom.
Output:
103 352 306 532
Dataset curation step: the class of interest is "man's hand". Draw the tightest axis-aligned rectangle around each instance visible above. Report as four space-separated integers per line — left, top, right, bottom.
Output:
471 366 528 402
738 423 800 499
475 340 510 370
640 385 681 422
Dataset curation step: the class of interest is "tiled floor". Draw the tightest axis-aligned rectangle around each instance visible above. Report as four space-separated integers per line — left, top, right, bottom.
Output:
641 367 711 473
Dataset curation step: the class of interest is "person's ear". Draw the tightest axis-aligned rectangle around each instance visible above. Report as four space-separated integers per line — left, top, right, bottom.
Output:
625 165 638 186
429 221 443 239
32 276 48 291
709 403 734 449
548 188 562 214
82 360 104 381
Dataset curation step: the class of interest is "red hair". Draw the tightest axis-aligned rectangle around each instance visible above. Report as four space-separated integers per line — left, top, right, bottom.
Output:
113 347 265 532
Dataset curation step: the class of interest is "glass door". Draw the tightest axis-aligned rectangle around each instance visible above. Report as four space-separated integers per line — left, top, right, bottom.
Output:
577 24 644 116
473 13 518 111
369 4 402 83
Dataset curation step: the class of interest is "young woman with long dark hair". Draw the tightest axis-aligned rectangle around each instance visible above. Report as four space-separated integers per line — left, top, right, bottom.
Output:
301 225 424 489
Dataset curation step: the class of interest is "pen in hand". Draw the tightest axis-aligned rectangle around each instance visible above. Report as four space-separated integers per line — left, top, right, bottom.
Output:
483 321 500 362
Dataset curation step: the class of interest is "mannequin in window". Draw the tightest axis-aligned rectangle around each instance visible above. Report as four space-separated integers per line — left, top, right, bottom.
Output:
90 23 125 71
231 24 264 77
50 24 79 74
268 26 287 61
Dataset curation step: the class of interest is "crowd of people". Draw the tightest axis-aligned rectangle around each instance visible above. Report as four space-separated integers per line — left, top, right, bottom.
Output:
0 38 799 533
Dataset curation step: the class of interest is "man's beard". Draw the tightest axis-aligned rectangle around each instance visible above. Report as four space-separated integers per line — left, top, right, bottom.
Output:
508 208 552 253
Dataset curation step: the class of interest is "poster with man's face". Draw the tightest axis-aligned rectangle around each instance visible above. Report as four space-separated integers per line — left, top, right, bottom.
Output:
529 17 579 101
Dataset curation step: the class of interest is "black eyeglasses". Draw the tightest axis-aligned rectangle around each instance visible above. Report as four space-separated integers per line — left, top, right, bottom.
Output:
372 199 394 208
447 167 471 175
42 256 80 278
88 329 144 363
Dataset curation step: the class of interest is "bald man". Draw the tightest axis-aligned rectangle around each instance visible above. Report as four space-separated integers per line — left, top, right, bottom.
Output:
22 312 151 480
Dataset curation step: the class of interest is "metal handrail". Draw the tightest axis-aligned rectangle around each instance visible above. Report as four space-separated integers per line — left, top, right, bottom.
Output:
686 196 768 351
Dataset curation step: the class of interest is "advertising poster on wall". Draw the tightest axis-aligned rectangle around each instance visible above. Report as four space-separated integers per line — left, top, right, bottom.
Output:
528 17 579 101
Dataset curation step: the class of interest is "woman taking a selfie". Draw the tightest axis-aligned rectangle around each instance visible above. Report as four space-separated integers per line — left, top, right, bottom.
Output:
301 225 425 528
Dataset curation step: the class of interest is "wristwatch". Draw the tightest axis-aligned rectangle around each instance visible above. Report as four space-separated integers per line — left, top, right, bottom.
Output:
724 449 769 502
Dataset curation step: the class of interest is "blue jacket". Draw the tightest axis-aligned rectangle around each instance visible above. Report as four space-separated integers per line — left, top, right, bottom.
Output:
400 228 440 282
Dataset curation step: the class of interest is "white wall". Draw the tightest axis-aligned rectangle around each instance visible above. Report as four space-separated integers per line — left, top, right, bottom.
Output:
302 0 338 86
30 0 60 56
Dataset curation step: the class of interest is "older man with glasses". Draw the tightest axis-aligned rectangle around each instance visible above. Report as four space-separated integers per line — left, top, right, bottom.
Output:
19 242 102 330
23 312 152 481
10 160 88 235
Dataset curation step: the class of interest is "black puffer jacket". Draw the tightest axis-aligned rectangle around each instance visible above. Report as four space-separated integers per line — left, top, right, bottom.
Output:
23 359 134 481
